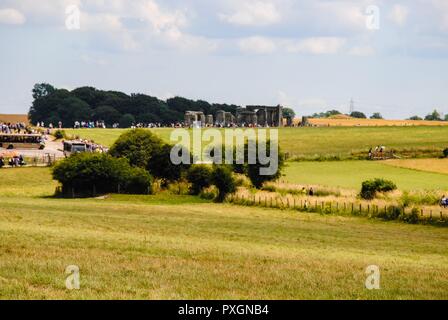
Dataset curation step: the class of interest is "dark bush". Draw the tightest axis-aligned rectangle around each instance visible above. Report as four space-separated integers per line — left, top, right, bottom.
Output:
360 178 397 200
246 140 285 189
375 205 402 221
211 165 236 202
187 165 213 195
443 148 448 158
109 129 164 168
52 153 152 197
400 208 420 224
147 143 189 184
53 129 66 140
122 167 153 195
119 113 135 128
350 111 367 119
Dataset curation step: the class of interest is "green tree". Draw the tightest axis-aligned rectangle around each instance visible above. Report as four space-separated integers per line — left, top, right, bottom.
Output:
282 108 296 119
310 110 341 118
186 165 213 195
147 143 188 184
57 97 92 127
211 165 236 202
408 115 422 121
425 110 442 121
32 83 55 100
360 178 397 200
92 106 121 125
109 129 164 168
246 140 285 189
350 111 367 119
119 114 135 128
52 153 152 197
370 112 383 119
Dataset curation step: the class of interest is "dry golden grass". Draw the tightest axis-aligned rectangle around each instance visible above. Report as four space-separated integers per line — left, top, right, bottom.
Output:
1 167 448 299
231 187 448 220
0 114 29 124
302 118 448 127
384 159 448 175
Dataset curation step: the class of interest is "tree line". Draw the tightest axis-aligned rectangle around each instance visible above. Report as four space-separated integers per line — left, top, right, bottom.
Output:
309 109 448 121
28 83 239 127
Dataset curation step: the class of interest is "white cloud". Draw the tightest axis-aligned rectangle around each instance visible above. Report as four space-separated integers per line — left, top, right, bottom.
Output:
6 0 81 23
313 2 366 32
286 37 346 55
220 1 281 26
239 36 277 54
348 45 375 56
0 8 26 25
389 5 409 27
137 0 187 33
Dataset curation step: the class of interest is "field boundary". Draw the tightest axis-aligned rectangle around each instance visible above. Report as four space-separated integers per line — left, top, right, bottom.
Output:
227 192 448 227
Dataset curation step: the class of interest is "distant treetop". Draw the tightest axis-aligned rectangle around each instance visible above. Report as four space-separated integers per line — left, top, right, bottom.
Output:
28 83 239 127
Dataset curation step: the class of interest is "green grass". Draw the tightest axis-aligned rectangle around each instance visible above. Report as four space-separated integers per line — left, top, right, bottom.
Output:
284 161 448 191
1 167 448 299
65 126 448 158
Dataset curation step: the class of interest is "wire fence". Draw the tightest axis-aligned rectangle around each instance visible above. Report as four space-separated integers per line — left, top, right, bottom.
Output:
1 154 63 168
227 192 448 226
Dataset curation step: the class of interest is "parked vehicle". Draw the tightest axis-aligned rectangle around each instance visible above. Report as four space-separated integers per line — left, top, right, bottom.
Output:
0 134 44 150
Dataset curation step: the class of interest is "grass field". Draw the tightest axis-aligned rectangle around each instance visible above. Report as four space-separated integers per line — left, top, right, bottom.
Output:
384 159 448 175
1 167 448 299
64 126 448 158
284 161 448 191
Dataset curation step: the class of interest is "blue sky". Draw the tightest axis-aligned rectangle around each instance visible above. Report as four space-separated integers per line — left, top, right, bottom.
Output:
0 0 447 118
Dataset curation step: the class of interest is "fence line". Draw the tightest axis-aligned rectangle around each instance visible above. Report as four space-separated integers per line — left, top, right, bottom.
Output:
227 192 448 226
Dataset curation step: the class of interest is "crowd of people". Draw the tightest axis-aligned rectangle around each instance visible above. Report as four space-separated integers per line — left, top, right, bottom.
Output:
368 145 388 159
70 120 275 129
0 154 26 168
0 122 28 134
73 121 106 129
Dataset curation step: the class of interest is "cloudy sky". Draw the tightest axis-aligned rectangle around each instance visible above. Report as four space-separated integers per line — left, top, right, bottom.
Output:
0 0 447 118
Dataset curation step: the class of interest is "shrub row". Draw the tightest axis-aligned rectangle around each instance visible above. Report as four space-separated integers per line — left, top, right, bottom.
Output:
52 153 152 197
